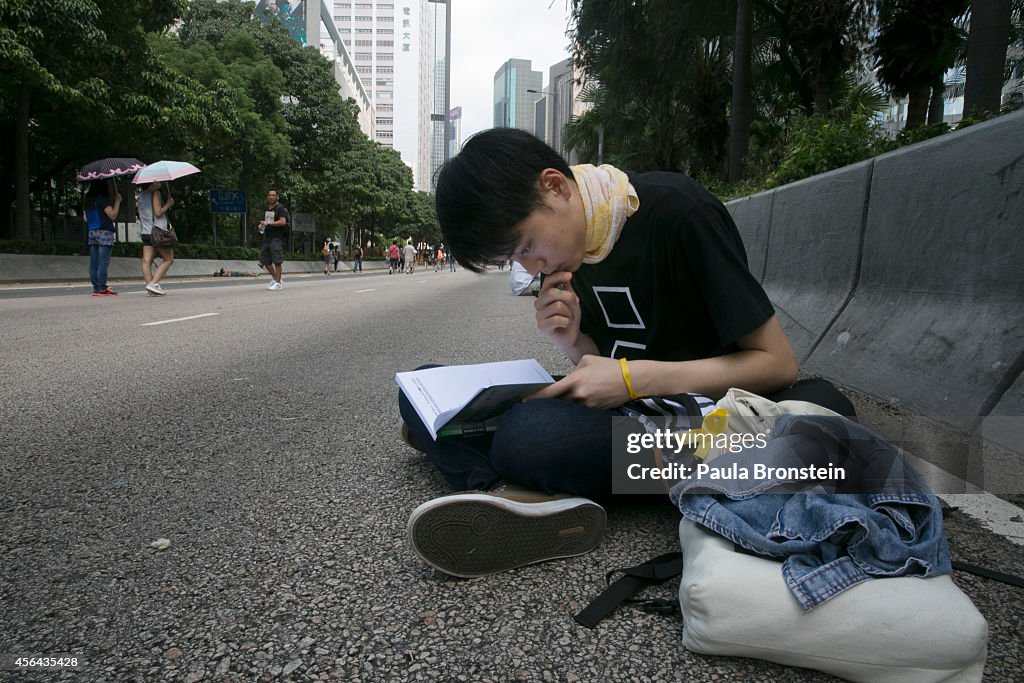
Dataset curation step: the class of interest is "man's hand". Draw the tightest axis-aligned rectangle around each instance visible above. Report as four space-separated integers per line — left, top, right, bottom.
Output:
534 271 581 354
527 355 629 409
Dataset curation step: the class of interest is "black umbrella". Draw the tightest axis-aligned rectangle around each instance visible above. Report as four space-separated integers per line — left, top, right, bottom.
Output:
76 157 146 182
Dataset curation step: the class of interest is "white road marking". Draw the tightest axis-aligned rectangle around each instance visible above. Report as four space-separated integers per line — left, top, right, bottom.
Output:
355 288 376 293
141 312 219 327
907 452 1024 545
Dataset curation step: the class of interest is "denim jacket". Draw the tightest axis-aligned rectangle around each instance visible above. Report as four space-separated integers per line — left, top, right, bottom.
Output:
669 414 951 611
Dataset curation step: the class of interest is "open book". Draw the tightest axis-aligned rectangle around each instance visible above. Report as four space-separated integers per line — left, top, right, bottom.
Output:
395 360 555 440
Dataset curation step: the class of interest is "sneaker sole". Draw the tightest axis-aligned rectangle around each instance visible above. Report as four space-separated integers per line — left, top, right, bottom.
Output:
408 495 606 578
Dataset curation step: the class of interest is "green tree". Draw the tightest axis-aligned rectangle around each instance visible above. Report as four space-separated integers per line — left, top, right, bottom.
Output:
570 0 736 174
756 1 874 116
729 0 754 181
170 0 379 246
398 191 442 246
0 0 186 238
874 0 969 130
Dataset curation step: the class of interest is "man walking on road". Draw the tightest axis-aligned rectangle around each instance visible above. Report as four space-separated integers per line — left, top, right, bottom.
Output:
404 241 417 274
258 189 290 290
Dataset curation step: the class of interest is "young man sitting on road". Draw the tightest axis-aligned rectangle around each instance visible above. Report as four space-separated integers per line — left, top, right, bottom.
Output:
398 128 854 579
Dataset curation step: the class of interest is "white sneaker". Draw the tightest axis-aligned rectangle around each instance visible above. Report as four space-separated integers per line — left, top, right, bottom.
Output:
266 281 279 290
271 281 283 290
145 283 165 296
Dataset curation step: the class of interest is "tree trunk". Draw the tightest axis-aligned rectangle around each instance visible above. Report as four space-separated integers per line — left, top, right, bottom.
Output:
905 83 931 129
964 0 1011 116
15 80 32 241
729 0 753 183
927 76 946 125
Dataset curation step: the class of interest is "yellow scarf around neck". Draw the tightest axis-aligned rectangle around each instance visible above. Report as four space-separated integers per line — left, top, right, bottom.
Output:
570 164 639 264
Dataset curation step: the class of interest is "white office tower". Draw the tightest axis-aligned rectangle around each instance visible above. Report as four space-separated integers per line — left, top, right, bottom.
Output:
326 0 449 189
493 59 543 133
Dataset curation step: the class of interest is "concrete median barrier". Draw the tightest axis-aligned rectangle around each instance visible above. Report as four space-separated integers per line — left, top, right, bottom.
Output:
725 190 774 282
801 110 1024 439
760 160 871 362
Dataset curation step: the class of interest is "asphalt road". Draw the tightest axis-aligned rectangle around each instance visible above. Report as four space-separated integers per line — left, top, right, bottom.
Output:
1 269 1021 681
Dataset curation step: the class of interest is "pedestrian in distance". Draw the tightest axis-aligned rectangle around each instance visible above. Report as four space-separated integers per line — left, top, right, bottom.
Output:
258 189 289 290
388 240 400 274
83 180 122 297
404 241 417 274
434 246 444 272
353 245 363 272
137 181 175 296
322 239 332 275
333 244 342 272
399 127 856 579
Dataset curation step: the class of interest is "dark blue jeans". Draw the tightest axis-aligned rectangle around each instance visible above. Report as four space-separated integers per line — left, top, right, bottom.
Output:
89 244 112 292
399 369 855 499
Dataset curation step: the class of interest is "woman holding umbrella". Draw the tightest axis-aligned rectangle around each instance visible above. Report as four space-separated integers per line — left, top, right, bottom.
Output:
137 181 175 295
132 161 199 295
83 180 122 297
77 157 145 297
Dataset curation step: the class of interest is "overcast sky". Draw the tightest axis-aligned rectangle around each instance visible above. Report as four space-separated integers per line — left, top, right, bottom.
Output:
450 0 573 142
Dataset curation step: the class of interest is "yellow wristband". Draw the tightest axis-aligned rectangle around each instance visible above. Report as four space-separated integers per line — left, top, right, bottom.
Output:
619 358 641 401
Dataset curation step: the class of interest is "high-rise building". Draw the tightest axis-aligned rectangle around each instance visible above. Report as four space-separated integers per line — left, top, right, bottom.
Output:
417 0 451 191
447 106 462 158
493 59 543 133
323 0 449 190
255 0 374 136
546 58 574 159
324 1 399 149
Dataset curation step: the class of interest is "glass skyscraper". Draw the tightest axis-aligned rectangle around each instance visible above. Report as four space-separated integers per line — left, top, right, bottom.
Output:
493 59 543 134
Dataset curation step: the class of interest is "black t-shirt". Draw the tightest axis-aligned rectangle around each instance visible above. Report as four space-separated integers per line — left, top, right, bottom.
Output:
265 203 290 238
571 171 774 362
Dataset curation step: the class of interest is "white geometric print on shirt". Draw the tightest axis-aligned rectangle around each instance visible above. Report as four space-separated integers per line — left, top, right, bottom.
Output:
593 286 646 329
609 340 647 360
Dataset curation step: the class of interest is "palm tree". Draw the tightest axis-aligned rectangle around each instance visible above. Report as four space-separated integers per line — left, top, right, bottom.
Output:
964 0 1013 116
873 0 969 129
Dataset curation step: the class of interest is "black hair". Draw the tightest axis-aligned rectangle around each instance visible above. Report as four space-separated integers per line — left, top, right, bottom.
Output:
434 128 571 273
82 180 108 211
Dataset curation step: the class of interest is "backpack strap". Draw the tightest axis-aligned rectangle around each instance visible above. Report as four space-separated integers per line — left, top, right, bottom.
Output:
941 505 1024 588
574 551 683 629
952 560 1024 588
